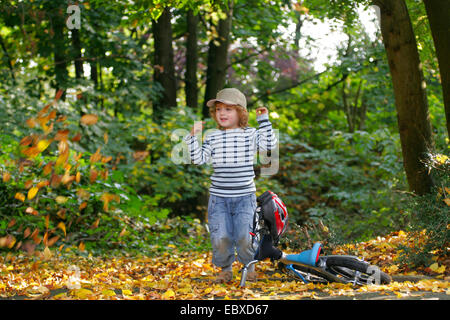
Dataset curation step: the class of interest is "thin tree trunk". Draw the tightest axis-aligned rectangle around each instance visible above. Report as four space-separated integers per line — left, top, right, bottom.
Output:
185 9 199 110
52 7 68 101
203 1 233 118
72 29 83 79
0 34 16 83
90 61 98 87
423 0 450 139
373 0 434 195
152 7 177 121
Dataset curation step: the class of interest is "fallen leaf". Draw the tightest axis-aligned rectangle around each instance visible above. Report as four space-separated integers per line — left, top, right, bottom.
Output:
3 171 11 182
162 289 175 299
122 289 132 296
429 263 446 274
27 187 39 200
55 196 68 204
90 147 102 163
15 192 26 202
102 289 116 297
72 288 94 299
37 139 52 152
80 114 98 125
91 218 100 229
57 222 66 237
25 207 38 216
43 246 52 260
119 227 127 237
23 227 31 239
7 218 16 228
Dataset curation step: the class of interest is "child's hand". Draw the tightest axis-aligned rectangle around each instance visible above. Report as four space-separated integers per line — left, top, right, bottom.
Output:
255 107 268 116
190 121 205 136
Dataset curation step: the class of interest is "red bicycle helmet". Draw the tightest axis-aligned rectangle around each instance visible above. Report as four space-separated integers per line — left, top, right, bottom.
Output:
256 191 288 244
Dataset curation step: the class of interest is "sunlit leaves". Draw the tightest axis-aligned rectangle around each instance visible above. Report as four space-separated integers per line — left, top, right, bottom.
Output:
0 87 123 256
0 232 448 300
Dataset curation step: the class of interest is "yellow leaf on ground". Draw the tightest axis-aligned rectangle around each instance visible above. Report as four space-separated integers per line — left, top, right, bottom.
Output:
162 289 176 299
429 263 446 274
102 289 116 297
387 265 399 273
72 288 94 299
444 198 450 206
204 287 213 294
122 289 132 296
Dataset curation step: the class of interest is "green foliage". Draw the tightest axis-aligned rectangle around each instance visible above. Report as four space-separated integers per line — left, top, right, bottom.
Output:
125 106 212 208
399 152 450 267
0 95 169 254
265 128 410 244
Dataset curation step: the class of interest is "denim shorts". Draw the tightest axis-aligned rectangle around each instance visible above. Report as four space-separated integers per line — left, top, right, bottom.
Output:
207 193 257 268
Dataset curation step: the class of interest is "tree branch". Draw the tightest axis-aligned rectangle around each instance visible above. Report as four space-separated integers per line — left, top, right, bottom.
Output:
247 67 332 108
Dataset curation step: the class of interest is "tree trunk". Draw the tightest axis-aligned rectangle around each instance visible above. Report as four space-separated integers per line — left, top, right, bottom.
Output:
373 0 434 195
423 0 450 139
203 1 233 118
152 7 177 121
90 61 98 87
0 34 16 83
185 9 199 110
71 29 83 79
52 7 68 101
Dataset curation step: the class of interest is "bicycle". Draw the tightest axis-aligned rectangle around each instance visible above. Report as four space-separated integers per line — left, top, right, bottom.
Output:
239 192 391 287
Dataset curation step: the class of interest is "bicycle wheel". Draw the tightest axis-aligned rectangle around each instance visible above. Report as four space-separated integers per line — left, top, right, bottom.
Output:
325 256 391 285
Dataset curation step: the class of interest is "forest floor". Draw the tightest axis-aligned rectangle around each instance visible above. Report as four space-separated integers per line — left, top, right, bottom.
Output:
0 230 448 301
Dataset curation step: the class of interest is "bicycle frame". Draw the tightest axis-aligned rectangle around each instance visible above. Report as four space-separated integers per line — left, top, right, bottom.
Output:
240 243 366 287
240 251 347 287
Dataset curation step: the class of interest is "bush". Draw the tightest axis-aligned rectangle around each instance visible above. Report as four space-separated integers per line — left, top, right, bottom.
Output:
0 96 169 254
268 128 410 244
399 152 450 267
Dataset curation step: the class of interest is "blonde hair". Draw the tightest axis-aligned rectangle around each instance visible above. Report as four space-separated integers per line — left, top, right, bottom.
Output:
209 103 249 130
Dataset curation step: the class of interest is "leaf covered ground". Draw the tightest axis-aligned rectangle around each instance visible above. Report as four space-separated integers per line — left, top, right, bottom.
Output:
0 229 448 300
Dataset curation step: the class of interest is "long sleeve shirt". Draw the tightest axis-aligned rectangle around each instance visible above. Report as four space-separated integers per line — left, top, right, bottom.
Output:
184 113 277 197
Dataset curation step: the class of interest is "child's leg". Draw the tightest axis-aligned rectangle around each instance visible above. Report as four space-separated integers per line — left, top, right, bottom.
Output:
232 193 257 267
207 195 235 269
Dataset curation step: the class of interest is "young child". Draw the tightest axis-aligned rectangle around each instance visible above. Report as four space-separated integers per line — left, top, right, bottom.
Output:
184 88 277 283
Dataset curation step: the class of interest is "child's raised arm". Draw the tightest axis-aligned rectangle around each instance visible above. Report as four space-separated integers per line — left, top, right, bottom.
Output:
255 107 277 151
184 121 212 165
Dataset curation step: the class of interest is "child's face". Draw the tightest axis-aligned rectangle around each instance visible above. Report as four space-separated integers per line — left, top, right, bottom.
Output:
215 102 240 129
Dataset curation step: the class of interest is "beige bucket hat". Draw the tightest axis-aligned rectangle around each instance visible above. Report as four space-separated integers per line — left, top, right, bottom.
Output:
206 88 247 110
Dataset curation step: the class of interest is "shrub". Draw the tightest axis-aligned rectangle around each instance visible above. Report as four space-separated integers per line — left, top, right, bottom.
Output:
269 128 410 244
399 152 449 267
0 93 169 254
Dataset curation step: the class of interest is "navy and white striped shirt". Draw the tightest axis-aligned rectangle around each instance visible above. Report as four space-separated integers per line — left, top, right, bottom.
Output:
184 113 277 197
